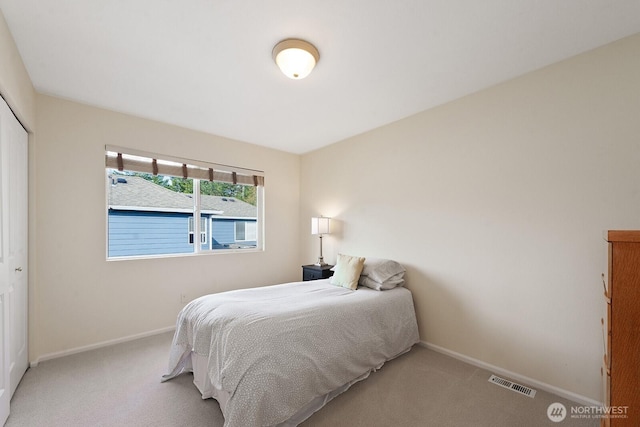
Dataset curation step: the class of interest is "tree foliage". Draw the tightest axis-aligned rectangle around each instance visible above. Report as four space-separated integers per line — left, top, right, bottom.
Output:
111 171 257 205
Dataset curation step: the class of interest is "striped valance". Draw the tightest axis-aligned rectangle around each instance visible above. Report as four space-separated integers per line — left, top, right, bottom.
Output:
105 145 264 186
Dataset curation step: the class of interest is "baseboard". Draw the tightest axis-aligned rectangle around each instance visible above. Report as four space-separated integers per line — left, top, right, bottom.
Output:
30 326 176 368
419 341 602 407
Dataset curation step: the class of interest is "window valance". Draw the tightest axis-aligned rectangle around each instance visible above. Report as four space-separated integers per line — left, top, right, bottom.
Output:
105 145 264 186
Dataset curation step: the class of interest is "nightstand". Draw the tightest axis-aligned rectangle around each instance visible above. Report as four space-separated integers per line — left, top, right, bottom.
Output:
302 264 334 281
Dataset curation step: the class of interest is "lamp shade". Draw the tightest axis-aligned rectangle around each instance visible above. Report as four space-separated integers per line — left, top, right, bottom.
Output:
311 217 330 235
273 39 319 79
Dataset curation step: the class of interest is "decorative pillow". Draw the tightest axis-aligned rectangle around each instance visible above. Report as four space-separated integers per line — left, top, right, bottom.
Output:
360 258 406 283
330 254 366 290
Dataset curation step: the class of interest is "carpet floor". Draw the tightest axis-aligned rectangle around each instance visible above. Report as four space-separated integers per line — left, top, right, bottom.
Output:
5 331 598 426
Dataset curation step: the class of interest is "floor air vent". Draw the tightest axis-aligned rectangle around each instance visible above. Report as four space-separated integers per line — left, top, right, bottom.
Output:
488 374 536 398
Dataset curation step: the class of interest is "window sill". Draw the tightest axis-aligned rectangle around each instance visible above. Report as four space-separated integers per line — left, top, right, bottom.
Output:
106 247 264 262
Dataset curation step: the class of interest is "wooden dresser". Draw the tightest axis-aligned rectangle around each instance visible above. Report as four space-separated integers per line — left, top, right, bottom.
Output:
603 230 640 426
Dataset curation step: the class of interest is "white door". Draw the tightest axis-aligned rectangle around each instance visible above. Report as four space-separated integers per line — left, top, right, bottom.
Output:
0 97 29 424
5 98 28 397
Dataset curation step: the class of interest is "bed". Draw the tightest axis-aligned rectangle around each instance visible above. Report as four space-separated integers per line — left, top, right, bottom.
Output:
162 257 420 427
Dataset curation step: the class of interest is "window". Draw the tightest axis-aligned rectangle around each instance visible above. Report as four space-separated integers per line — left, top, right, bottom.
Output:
106 146 264 259
236 221 257 242
188 216 207 246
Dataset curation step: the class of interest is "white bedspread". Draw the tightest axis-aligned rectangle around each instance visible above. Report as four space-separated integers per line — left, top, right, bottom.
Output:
163 279 420 427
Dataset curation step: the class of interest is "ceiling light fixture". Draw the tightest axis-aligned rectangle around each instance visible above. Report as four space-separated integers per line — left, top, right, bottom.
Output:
272 39 320 80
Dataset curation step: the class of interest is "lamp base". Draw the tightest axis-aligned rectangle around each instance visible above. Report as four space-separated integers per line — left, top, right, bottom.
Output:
315 257 327 266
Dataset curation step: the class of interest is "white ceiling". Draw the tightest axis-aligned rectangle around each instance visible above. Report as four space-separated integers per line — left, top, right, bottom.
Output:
1 1 639 154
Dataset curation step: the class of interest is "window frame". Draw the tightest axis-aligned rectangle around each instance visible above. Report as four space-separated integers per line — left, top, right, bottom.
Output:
235 220 258 242
105 147 264 260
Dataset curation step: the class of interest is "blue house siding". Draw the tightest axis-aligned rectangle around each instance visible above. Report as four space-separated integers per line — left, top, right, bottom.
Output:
109 211 195 257
108 210 256 256
211 219 235 248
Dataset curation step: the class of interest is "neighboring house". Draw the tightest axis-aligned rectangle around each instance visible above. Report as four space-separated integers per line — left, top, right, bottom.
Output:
107 175 257 257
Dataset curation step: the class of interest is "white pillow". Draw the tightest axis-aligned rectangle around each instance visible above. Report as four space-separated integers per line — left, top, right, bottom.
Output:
359 276 405 291
330 254 366 290
360 258 405 283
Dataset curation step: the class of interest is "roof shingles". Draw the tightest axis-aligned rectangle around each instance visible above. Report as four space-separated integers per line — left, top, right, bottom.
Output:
108 175 256 218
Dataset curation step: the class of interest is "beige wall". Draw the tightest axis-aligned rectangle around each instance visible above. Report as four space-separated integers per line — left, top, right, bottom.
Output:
33 95 301 359
300 33 640 402
0 10 35 128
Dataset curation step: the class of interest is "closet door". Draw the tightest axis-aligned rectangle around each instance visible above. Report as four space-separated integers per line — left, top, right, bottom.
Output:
5 98 28 397
0 99 13 424
0 97 29 425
